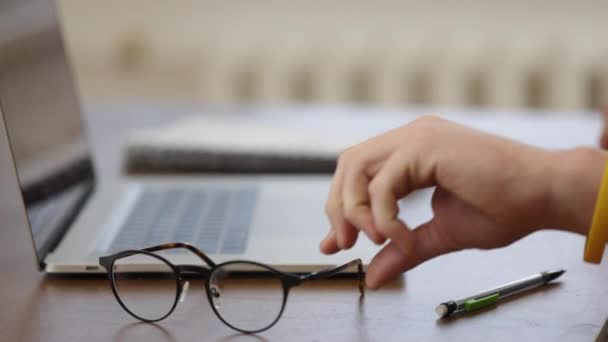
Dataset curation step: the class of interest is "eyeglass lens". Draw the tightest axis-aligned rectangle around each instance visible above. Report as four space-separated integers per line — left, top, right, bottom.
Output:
112 252 178 321
209 262 286 332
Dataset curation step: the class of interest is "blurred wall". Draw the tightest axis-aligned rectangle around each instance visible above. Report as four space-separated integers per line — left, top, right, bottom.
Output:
57 0 608 111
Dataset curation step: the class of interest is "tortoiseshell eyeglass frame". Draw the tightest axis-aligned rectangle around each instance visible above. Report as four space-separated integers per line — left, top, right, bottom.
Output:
99 242 365 334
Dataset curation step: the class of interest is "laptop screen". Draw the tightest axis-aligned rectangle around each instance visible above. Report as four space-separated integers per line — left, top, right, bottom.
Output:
0 0 95 268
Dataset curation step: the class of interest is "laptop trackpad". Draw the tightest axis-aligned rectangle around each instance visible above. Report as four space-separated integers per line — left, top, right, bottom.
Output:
253 183 328 237
253 184 433 237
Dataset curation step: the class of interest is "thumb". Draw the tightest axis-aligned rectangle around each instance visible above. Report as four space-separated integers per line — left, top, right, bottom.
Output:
365 220 453 289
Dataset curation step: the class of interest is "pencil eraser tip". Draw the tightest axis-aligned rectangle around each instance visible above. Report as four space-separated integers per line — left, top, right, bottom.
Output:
436 304 448 317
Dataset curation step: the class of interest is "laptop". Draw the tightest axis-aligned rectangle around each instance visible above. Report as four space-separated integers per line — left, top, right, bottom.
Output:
0 0 387 273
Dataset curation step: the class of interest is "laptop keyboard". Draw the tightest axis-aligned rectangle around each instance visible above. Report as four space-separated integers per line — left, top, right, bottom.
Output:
107 186 258 254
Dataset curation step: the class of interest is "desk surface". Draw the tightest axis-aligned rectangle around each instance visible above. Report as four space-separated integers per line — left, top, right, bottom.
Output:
1 104 607 342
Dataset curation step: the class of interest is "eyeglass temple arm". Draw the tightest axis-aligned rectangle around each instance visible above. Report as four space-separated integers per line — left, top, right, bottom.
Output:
299 259 364 295
142 242 217 267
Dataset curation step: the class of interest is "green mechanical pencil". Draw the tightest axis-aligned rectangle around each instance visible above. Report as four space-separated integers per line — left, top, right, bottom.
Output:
436 269 565 318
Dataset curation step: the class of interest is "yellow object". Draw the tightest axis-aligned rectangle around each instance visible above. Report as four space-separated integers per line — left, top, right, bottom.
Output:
585 161 608 263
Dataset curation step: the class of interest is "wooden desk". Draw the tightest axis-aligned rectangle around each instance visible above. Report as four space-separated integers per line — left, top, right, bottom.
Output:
1 104 607 341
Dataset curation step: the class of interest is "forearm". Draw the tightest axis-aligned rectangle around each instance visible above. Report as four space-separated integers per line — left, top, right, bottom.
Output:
543 147 608 235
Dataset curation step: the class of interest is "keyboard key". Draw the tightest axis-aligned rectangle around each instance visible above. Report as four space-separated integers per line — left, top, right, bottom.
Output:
108 186 257 255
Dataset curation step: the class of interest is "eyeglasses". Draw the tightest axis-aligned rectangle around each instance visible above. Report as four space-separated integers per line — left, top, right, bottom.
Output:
99 242 364 334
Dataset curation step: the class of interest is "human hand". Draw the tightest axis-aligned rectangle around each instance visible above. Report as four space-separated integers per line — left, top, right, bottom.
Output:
321 116 605 289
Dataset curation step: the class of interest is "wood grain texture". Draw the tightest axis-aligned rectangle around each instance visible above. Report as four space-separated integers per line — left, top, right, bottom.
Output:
1 105 607 341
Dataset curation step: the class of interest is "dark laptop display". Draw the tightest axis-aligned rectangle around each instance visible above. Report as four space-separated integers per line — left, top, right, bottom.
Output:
0 0 94 268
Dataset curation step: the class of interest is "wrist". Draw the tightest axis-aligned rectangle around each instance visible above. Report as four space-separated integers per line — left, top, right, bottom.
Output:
544 147 608 235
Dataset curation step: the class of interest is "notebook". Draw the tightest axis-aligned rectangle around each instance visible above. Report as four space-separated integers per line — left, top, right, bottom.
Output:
125 114 364 173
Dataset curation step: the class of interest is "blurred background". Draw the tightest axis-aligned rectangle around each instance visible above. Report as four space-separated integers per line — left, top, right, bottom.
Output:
56 0 608 112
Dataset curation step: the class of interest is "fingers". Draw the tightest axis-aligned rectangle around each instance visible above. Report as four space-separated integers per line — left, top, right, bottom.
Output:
342 165 386 244
365 220 449 289
323 116 440 253
369 147 435 252
365 242 408 289
324 161 358 251
324 136 398 252
320 229 340 254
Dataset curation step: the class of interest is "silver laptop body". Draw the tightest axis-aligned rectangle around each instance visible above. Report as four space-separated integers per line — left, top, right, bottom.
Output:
0 0 387 273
